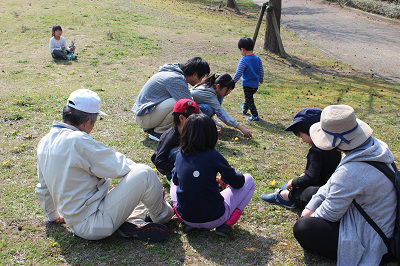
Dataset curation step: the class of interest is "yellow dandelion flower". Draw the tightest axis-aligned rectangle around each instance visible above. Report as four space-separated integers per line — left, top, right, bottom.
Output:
234 137 239 141
269 179 276 186
3 161 10 166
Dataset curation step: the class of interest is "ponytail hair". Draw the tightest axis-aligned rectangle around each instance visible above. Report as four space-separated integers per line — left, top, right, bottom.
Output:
200 73 235 91
51 25 62 37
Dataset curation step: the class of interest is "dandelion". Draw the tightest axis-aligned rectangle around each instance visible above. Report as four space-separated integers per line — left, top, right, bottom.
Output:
2 161 10 167
234 137 239 141
24 133 32 139
269 179 276 186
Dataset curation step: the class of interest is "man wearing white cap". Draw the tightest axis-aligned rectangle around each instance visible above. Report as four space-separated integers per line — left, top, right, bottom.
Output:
35 89 174 242
293 105 397 265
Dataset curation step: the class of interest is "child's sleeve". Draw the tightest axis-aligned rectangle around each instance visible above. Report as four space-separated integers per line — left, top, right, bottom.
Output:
152 130 177 176
215 151 244 189
259 57 264 83
291 148 322 188
233 58 246 83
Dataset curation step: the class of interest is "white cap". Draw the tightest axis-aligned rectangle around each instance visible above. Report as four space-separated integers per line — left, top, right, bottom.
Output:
67 89 107 116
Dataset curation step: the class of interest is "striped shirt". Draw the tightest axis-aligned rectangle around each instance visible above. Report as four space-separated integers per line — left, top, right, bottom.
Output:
233 54 264 88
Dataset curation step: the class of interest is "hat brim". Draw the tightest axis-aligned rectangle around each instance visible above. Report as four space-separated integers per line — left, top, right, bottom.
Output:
285 121 298 132
310 118 373 151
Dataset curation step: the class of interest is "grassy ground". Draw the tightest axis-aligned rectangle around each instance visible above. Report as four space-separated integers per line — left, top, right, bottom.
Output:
0 0 399 264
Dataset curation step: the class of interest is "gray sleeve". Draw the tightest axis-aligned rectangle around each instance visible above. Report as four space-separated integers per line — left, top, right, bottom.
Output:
310 167 359 222
165 78 192 101
215 108 239 128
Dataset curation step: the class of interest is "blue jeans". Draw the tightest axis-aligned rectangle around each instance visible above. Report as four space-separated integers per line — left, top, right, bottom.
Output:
198 104 215 117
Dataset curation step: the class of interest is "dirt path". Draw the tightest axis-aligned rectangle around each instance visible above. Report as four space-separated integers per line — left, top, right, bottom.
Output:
253 0 400 84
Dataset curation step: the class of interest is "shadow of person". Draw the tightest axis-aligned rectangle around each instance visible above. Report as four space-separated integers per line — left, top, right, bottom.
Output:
246 119 287 134
140 137 158 150
303 249 336 265
185 226 276 264
45 218 186 265
53 59 72 65
217 127 260 146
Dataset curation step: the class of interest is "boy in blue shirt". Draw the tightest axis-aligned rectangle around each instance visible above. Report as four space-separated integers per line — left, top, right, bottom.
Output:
233 38 264 122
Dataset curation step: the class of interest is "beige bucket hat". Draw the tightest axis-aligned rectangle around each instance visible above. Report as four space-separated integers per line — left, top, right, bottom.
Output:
310 105 373 150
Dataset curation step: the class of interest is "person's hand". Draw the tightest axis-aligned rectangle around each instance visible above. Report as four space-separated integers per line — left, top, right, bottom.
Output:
216 125 222 134
216 176 228 190
286 179 293 191
260 81 263 84
301 208 314 217
56 216 65 224
237 124 252 138
61 46 66 50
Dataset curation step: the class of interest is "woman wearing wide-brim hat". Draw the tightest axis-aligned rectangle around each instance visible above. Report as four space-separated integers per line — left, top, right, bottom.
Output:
293 104 397 265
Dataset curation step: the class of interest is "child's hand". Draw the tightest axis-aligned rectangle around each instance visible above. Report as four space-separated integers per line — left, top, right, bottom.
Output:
61 46 66 50
260 81 263 84
287 179 293 191
216 125 222 134
237 124 252 138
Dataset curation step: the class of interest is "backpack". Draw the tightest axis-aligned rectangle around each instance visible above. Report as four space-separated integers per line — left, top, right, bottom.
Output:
353 161 400 262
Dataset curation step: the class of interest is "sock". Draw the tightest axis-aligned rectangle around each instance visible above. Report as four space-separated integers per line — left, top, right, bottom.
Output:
224 209 243 227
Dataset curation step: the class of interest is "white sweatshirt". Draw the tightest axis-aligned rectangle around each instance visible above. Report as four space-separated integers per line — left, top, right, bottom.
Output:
49 36 69 52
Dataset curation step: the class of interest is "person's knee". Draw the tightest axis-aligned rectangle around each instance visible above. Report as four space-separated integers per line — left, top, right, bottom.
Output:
243 174 256 189
293 217 311 242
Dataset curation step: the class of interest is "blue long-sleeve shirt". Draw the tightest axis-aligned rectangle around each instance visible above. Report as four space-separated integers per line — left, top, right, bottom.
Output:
233 54 264 88
173 149 244 223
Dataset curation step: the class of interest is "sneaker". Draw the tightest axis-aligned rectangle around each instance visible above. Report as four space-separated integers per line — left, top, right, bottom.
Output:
144 129 162 142
247 116 260 122
261 191 295 209
216 224 231 237
241 103 248 115
117 222 169 242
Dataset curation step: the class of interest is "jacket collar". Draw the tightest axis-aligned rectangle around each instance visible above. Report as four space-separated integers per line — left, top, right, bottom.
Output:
52 121 80 131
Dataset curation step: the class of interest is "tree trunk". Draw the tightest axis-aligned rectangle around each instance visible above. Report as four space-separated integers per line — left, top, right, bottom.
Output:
264 0 282 54
227 0 240 13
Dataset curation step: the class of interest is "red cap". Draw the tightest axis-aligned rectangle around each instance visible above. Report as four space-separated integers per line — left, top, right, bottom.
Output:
173 98 200 114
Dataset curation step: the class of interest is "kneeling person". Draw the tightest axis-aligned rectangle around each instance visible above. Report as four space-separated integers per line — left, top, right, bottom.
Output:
35 89 173 242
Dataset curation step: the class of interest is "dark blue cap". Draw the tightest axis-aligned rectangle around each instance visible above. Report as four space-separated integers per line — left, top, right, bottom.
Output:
285 108 322 132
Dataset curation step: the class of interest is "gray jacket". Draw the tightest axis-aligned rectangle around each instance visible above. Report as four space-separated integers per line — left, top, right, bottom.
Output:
190 86 239 128
132 64 191 116
306 137 396 266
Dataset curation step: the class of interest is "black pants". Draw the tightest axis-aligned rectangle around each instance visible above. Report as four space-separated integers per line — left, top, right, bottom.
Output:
243 86 258 117
289 186 320 209
52 50 68 60
293 217 339 259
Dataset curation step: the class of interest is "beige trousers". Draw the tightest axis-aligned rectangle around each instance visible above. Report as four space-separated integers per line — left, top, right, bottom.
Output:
71 164 174 240
135 98 176 133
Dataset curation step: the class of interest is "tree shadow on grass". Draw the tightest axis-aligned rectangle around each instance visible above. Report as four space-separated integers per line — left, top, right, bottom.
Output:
185 227 276 264
45 219 186 265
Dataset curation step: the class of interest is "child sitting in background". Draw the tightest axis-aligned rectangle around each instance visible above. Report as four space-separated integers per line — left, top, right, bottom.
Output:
49 25 76 60
233 37 264 122
191 73 252 138
261 108 341 209
151 99 200 182
170 114 255 236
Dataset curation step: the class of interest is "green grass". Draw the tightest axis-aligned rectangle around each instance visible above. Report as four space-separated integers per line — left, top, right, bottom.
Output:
1 0 399 265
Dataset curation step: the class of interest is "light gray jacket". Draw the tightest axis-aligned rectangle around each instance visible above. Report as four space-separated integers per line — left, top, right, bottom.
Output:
306 137 396 266
190 86 239 128
35 122 135 226
132 64 191 116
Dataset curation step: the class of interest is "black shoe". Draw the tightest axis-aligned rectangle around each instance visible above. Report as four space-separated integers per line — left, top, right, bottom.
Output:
182 223 195 233
215 224 231 237
117 222 169 242
144 128 162 142
144 212 153 223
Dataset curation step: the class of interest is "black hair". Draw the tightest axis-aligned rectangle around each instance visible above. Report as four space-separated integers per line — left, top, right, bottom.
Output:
52 25 62 37
180 114 218 155
200 73 235 91
238 37 254 51
62 105 98 127
293 122 313 136
173 105 197 127
179 57 210 79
